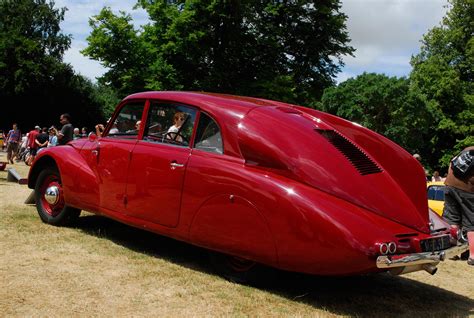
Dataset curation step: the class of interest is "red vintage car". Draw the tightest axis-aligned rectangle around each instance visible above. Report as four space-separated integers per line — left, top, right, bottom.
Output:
28 91 468 281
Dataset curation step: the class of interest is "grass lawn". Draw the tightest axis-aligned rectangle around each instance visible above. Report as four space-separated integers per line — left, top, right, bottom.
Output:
0 152 473 317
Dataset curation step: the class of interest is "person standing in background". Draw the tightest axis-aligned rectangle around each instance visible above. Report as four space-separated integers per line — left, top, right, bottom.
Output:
432 171 443 182
57 113 73 145
35 127 49 154
443 146 474 266
6 123 21 164
73 127 81 140
26 126 41 166
48 127 58 147
413 153 430 181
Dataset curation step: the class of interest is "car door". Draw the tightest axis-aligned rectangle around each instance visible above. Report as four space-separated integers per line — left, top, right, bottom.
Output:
125 101 197 227
81 101 145 213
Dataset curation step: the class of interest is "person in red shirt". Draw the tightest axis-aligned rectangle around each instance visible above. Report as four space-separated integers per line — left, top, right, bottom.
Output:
26 126 41 166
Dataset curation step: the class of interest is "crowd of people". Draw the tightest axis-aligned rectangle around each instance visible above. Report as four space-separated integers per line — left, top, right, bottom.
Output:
2 113 87 166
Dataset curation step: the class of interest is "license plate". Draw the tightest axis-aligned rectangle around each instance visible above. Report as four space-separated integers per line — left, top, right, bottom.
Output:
420 235 450 252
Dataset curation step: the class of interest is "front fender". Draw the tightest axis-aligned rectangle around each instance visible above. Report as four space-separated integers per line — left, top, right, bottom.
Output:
28 146 99 210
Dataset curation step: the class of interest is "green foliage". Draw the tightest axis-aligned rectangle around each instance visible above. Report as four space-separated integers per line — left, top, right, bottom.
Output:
410 0 474 168
321 73 434 162
321 0 473 171
0 0 71 94
0 0 111 129
93 83 121 118
83 0 354 104
82 7 154 96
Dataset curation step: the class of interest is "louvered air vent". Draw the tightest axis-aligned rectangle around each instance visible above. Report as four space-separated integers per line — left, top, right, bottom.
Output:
316 129 383 176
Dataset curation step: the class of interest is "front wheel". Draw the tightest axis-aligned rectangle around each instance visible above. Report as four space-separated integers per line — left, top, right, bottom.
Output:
35 167 81 226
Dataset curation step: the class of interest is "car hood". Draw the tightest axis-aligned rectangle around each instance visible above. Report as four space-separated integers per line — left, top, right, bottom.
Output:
238 106 430 234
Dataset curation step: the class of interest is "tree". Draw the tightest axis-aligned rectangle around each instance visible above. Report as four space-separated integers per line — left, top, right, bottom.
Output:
0 0 70 94
320 73 434 163
410 0 474 167
82 7 153 97
321 0 473 170
0 0 109 130
83 0 354 104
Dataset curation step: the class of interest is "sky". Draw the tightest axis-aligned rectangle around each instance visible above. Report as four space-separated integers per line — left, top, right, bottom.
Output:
55 0 449 84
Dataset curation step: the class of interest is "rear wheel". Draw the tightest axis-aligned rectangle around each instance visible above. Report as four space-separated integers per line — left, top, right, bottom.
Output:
35 167 81 226
210 252 268 284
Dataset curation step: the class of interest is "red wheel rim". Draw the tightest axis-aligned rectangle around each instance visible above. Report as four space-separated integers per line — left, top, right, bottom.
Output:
227 256 256 272
40 175 65 217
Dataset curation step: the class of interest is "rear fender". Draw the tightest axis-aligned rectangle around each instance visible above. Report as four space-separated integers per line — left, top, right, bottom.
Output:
189 194 278 265
244 170 427 275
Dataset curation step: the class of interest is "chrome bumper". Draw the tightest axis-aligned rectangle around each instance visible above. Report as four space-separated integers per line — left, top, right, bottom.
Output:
376 243 469 270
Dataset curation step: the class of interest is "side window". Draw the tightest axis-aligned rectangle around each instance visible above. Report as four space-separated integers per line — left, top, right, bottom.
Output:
194 113 223 154
144 102 197 147
107 102 144 138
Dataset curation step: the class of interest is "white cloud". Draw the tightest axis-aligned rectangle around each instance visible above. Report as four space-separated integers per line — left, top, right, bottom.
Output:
55 0 149 81
335 71 354 83
63 41 106 80
338 0 449 82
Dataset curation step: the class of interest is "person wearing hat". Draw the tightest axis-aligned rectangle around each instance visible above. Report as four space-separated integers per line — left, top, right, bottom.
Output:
26 125 41 165
443 146 474 265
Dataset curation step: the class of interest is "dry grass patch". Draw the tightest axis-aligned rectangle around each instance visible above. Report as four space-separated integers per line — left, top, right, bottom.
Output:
0 152 473 317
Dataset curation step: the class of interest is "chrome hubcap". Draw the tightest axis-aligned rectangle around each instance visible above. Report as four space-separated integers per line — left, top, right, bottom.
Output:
45 186 60 205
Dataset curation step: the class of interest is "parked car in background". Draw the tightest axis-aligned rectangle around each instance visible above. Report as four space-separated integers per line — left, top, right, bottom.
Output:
28 92 468 281
427 182 446 216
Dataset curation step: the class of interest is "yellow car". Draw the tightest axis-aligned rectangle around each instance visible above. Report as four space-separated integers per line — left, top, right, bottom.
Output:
427 182 445 216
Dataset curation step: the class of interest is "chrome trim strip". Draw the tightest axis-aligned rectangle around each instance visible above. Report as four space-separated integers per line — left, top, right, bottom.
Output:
376 243 469 269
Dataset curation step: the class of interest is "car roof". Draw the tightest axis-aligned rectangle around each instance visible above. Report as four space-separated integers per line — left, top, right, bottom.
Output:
124 91 282 112
123 91 291 158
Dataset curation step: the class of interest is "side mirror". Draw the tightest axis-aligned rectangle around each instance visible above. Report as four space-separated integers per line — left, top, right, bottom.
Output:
88 133 98 142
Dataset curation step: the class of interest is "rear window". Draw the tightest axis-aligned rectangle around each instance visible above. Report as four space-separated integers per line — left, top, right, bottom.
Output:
427 185 445 201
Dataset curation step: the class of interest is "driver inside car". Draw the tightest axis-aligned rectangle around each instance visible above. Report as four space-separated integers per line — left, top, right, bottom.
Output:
166 112 186 143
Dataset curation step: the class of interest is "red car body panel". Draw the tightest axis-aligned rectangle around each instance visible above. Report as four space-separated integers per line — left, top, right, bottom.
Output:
296 107 429 232
126 141 191 227
28 91 453 276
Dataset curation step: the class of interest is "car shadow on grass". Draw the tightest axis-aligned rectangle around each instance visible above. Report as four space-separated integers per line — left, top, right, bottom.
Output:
73 214 474 317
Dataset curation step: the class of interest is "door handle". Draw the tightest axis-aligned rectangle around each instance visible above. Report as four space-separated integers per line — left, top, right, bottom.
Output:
92 142 100 156
92 144 100 162
170 161 185 169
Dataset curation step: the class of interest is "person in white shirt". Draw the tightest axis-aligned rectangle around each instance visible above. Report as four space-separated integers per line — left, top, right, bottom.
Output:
166 112 186 142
